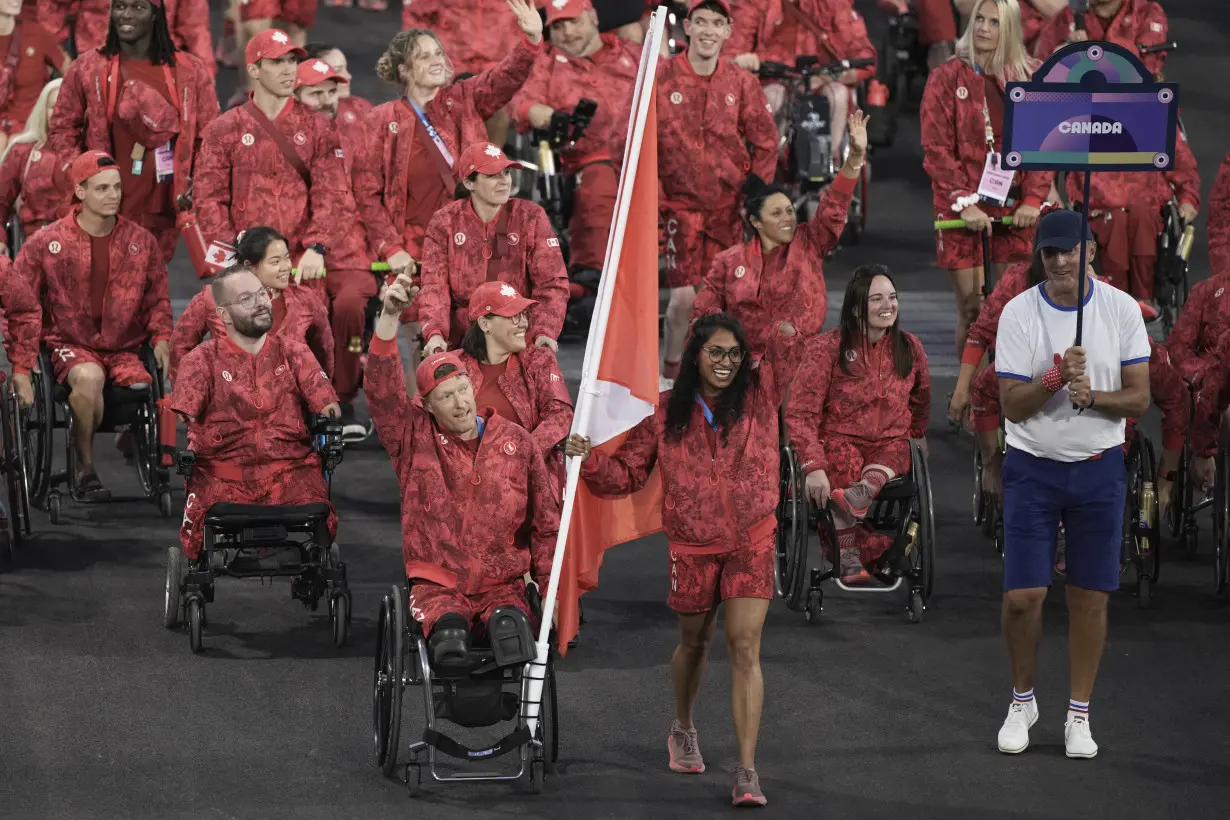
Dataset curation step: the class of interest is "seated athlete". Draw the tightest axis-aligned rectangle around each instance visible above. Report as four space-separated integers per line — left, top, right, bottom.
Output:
785 264 931 583
365 271 560 669
170 265 341 567
9 150 172 502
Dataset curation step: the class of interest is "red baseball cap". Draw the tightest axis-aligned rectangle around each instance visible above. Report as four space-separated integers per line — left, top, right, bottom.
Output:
69 150 118 187
416 351 469 398
296 58 349 88
688 0 732 18
455 142 526 181
245 29 307 65
468 281 538 321
545 0 593 25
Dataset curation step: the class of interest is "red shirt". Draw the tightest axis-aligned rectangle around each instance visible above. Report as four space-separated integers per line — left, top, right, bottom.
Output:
477 359 523 423
111 57 175 219
403 129 450 256
699 393 718 453
89 232 112 322
271 290 288 330
0 22 63 133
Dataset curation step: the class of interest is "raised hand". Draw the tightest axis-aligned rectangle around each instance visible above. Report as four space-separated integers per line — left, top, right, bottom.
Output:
507 0 544 44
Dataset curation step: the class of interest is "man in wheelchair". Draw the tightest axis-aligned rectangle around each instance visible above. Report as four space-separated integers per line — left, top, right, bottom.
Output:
8 150 172 502
365 272 560 673
170 265 341 568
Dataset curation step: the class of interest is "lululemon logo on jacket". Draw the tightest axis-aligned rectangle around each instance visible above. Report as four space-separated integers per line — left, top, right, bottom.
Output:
275 365 286 375
454 233 466 245
388 122 398 134
670 92 683 105
734 266 745 278
344 111 355 122
1217 287 1225 298
725 93 736 106
956 86 968 100
293 133 306 145
222 371 233 381
241 133 255 146
129 243 139 254
48 241 61 254
845 349 858 362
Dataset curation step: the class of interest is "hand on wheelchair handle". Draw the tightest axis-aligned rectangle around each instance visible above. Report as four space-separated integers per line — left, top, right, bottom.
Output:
153 340 170 373
805 470 830 508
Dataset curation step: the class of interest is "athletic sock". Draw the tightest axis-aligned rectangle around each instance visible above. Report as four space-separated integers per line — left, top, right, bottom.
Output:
1067 698 1089 722
1013 688 1035 706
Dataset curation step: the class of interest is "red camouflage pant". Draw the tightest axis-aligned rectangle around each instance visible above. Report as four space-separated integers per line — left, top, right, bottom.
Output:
569 162 618 272
971 364 1002 433
179 461 336 560
325 268 378 404
667 531 775 614
407 579 530 637
820 432 913 490
935 213 1035 270
660 207 737 289
48 343 151 386
239 0 318 28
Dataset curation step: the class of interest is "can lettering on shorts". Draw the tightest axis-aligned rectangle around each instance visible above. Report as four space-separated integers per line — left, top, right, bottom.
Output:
664 218 678 271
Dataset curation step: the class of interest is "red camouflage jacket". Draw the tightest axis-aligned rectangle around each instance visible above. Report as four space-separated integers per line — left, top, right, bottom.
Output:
728 0 877 83
691 173 854 355
458 345 574 456
0 141 72 235
11 212 171 374
365 334 560 592
418 197 570 345
1146 338 1188 453
921 58 1052 218
1065 129 1200 213
170 334 339 478
655 54 778 225
402 0 523 77
0 252 41 370
1165 273 1230 382
353 37 541 262
335 95 373 137
194 98 349 257
582 329 803 553
1206 153 1230 279
965 263 1030 356
168 283 335 383
46 47 219 205
785 327 931 474
1033 0 1169 76
508 34 641 172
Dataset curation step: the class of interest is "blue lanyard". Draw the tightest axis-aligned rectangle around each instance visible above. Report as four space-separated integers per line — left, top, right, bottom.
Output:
407 98 455 167
475 417 486 439
695 394 717 431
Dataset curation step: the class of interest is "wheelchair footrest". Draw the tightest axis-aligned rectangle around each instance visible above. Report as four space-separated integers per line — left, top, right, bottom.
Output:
422 726 531 762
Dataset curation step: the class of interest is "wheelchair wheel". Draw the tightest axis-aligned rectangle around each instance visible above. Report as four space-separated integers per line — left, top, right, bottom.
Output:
372 586 405 777
775 445 809 610
164 547 185 628
912 442 937 602
26 361 55 508
2 388 30 544
973 445 986 527
187 598 204 653
331 590 351 648
1127 435 1161 606
1214 450 1230 598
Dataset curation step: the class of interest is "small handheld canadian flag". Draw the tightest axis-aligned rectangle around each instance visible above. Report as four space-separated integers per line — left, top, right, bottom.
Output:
178 210 235 278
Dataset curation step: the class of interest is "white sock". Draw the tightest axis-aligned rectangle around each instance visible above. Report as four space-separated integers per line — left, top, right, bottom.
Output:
1068 698 1089 722
1013 688 1035 706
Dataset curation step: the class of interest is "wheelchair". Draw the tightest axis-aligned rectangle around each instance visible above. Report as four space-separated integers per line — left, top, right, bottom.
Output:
870 0 931 145
972 422 1006 555
372 581 559 795
1212 412 1230 598
1163 387 1211 560
777 437 936 624
1154 198 1195 338
20 345 173 523
163 415 350 654
1 373 35 557
1121 428 1162 608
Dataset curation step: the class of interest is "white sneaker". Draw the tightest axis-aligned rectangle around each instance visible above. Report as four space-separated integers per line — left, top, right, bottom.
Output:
997 699 1038 754
1065 715 1098 759
659 376 675 392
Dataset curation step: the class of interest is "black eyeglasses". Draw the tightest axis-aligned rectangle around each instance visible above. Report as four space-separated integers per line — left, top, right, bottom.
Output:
703 345 744 364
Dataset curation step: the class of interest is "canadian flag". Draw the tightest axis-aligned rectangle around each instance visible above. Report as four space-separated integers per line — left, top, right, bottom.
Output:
178 210 235 279
205 241 237 272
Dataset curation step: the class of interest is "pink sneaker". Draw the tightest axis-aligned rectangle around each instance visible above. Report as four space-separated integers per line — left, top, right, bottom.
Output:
831 486 872 519
667 720 704 773
732 765 767 807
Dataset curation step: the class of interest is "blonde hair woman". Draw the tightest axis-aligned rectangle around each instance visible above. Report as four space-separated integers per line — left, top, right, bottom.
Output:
920 0 1053 359
0 78 70 256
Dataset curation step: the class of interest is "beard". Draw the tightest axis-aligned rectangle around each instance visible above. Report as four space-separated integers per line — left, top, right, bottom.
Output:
233 307 273 339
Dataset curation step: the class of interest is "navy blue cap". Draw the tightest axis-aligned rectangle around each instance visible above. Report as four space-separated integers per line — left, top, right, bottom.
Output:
1034 209 1095 252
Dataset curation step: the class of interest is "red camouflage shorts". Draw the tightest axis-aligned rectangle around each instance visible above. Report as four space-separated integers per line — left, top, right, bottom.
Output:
667 532 775 614
239 0 317 28
820 432 913 490
935 210 1036 270
970 364 1002 432
407 579 530 637
48 344 151 387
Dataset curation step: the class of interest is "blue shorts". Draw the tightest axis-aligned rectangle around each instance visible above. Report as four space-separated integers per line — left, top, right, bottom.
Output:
1002 446 1126 592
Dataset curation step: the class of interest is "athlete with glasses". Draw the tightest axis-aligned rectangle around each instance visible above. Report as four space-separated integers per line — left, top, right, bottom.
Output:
566 311 802 807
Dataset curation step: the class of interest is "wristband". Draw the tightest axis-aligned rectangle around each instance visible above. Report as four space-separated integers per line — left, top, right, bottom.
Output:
1041 364 1064 393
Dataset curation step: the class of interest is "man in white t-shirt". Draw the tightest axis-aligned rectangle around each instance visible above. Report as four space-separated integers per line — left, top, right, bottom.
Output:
992 209 1151 761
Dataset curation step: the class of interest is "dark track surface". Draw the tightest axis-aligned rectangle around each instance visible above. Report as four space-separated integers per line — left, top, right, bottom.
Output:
3 3 1229 818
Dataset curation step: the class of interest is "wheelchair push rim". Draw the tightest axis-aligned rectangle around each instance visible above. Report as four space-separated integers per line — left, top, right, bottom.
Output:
775 445 809 609
373 584 406 777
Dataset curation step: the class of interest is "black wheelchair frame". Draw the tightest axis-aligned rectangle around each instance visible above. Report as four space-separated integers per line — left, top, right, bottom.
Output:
1163 386 1211 560
22 345 173 523
777 436 935 624
1154 198 1195 337
1122 429 1161 608
163 415 349 654
1212 414 1230 598
972 421 1006 555
1 376 35 558
373 582 559 795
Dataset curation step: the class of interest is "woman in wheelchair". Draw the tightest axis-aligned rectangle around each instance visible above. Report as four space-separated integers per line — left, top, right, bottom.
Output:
418 142 569 358
0 79 72 259
566 312 802 807
1165 265 1230 388
170 265 341 567
455 281 573 497
168 226 334 382
365 273 559 672
1186 329 1230 498
691 108 868 358
785 265 930 583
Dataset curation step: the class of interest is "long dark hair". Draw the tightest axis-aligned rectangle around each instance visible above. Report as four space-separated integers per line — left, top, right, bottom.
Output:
838 264 914 379
460 321 487 362
665 313 753 441
740 174 791 240
100 2 177 66
235 226 289 266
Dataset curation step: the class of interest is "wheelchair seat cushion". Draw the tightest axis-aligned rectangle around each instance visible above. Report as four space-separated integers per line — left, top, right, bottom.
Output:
206 502 332 528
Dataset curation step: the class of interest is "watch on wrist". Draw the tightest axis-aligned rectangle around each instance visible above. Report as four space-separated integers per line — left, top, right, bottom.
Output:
307 243 326 256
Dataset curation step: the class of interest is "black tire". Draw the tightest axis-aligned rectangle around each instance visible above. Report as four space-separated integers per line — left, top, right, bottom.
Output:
2 389 27 546
530 760 544 794
26 360 54 508
913 443 937 601
187 598 204 653
0 528 11 570
164 547 184 628
405 762 421 797
906 589 925 624
1137 575 1153 610
1215 450 1230 598
804 590 822 624
536 658 559 774
973 446 986 527
1136 436 1162 587
1166 447 1187 540
159 490 173 518
775 446 808 609
332 592 350 648
373 587 405 778
47 491 61 525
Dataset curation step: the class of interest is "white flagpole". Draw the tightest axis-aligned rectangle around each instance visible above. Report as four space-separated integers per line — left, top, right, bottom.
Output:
522 7 668 738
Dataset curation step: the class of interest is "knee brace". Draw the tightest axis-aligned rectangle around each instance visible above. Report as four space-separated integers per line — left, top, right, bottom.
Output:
428 612 471 667
487 606 535 667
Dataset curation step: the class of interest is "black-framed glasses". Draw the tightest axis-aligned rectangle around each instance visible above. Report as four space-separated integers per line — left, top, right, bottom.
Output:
220 287 274 309
703 345 744 364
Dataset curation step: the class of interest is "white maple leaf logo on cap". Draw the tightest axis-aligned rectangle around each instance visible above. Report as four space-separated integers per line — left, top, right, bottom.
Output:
500 283 517 297
552 0 568 8
272 31 288 44
485 144 501 157
313 60 329 73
